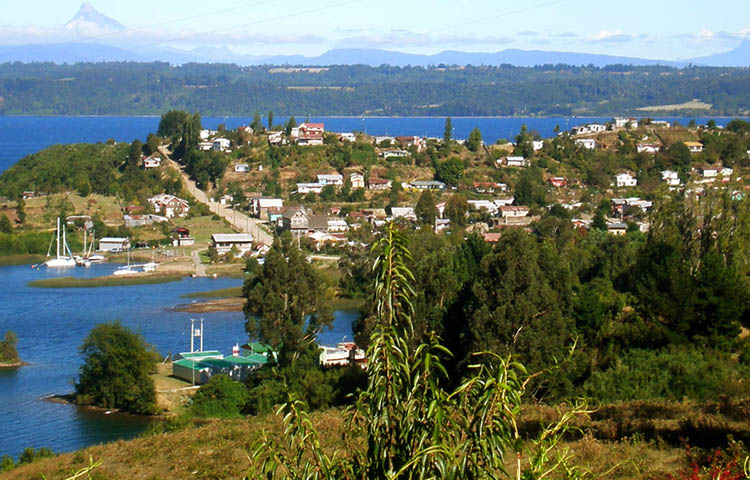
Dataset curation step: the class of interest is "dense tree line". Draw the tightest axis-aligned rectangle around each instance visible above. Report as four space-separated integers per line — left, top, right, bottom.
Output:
0 62 749 116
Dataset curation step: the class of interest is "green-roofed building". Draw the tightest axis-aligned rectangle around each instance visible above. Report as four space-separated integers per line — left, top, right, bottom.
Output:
171 351 269 385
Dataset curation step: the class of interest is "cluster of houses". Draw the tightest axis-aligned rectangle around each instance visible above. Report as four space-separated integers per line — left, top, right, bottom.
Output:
295 172 396 194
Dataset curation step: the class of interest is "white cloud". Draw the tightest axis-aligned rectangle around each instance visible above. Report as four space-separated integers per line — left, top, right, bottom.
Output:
697 29 715 42
587 29 633 43
333 30 514 49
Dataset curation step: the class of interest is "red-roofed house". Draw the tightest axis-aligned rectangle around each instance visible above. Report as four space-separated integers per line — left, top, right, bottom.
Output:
296 123 325 146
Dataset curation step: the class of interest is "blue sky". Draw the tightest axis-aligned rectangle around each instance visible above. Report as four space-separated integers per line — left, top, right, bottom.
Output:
1 0 749 59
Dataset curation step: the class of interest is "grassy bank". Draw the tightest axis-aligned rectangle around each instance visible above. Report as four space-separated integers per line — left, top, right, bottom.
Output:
0 254 45 266
181 286 243 299
28 275 183 288
1 402 715 480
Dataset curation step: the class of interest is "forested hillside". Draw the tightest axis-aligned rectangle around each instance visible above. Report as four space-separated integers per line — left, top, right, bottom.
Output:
0 62 749 116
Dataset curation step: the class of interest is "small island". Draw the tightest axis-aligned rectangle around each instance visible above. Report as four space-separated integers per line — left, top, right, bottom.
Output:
0 330 25 368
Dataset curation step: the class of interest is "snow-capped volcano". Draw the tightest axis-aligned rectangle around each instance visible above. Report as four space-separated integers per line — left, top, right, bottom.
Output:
64 2 125 35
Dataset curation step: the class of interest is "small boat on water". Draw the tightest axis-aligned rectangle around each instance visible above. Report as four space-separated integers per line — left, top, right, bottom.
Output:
112 249 137 276
44 217 76 268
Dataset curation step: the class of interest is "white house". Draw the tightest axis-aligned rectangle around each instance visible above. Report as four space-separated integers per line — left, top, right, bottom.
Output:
297 183 324 194
374 136 395 146
317 174 344 186
699 165 719 178
614 173 637 188
268 131 284 145
532 140 544 151
148 194 190 218
390 207 417 222
234 163 250 173
251 197 284 218
493 197 515 207
637 144 660 154
142 155 161 169
199 129 217 140
349 173 365 189
327 218 349 232
720 167 734 178
339 132 356 142
614 117 638 129
505 156 529 167
296 123 325 146
467 200 498 216
381 149 409 159
410 180 446 191
211 233 254 256
575 138 596 150
98 237 130 252
588 124 607 133
685 142 704 153
368 178 392 190
213 138 231 152
499 206 529 218
661 170 681 186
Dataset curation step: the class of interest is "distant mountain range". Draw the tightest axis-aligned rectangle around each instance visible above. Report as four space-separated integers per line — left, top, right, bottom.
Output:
0 3 748 68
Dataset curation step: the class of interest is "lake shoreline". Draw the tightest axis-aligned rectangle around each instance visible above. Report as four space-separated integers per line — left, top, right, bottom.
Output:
0 361 28 368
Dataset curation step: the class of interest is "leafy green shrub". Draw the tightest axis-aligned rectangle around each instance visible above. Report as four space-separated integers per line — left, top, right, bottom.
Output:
189 374 248 418
582 347 750 402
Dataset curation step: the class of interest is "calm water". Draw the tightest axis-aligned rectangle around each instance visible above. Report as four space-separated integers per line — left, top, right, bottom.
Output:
0 262 357 458
0 115 741 174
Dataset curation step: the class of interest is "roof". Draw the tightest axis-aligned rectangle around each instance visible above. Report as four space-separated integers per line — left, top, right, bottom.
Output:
685 141 704 147
308 214 329 230
99 237 129 243
368 177 390 184
211 233 253 243
242 342 272 353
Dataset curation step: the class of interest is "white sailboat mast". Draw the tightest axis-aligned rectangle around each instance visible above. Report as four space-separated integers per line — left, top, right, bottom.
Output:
56 217 61 259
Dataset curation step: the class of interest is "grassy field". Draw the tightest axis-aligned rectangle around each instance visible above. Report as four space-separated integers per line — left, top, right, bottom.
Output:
22 193 123 229
638 99 713 112
1 402 720 480
28 275 183 288
178 215 235 245
0 254 45 266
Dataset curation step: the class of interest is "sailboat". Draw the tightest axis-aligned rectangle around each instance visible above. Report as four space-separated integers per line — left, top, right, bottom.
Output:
142 251 159 273
74 228 92 267
44 217 76 268
112 248 137 275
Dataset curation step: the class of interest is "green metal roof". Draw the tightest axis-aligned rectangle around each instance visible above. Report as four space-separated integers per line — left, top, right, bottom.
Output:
173 358 209 371
245 342 272 353
177 350 223 360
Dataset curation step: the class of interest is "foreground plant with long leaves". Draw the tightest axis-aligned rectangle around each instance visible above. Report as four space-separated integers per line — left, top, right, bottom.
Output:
247 223 590 480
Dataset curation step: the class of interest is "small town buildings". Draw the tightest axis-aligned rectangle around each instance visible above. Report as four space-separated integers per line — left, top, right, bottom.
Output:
473 182 507 193
251 198 284 219
500 206 529 218
198 141 214 151
637 144 660 154
614 117 639 129
172 227 195 247
373 136 395 146
282 207 309 234
317 174 344 186
268 131 284 145
173 350 268 385
607 223 628 236
199 129 217 140
532 140 544 151
148 194 190 218
296 123 325 146
210 233 254 256
698 165 719 178
548 177 567 188
368 178 392 190
22 191 34 200
213 138 231 152
661 170 681 186
588 124 607 133
721 167 734 178
124 214 167 228
99 237 130 252
381 149 409 159
685 141 704 153
234 163 250 173
395 136 426 152
505 156 530 168
614 173 637 188
297 183 324 194
435 218 450 232
349 173 365 189
142 155 161 168
390 207 417 222
339 132 356 142
493 197 515 207
327 218 349 232
575 138 596 150
410 180 446 191
468 200 498 216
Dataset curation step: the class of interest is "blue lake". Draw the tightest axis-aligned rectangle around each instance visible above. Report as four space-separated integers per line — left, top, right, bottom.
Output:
0 262 357 459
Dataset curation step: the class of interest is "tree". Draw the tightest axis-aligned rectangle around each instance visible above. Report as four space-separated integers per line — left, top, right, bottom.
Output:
189 374 249 418
249 223 589 479
466 127 482 152
285 116 297 136
444 194 469 227
157 110 189 138
16 198 25 225
0 215 12 233
268 111 274 130
414 189 438 225
127 139 143 169
243 234 333 366
0 330 19 364
75 322 157 415
144 133 161 156
443 116 452 143
436 157 464 186
251 112 263 132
